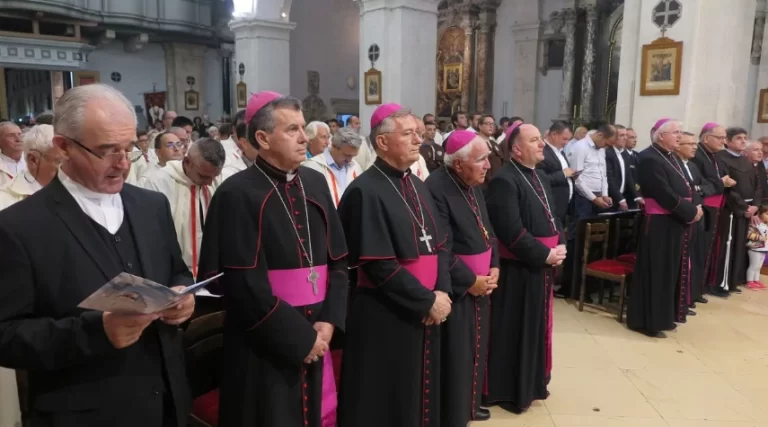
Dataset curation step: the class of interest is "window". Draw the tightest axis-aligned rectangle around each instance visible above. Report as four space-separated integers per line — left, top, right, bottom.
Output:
547 39 565 68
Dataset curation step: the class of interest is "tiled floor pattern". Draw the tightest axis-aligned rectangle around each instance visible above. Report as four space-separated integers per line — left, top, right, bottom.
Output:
473 287 768 427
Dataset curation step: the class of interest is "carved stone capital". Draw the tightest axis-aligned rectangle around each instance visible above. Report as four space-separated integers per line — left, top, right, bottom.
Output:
563 8 577 28
752 14 766 65
549 11 565 34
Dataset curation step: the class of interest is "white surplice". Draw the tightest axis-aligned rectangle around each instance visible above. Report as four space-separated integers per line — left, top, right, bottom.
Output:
0 152 26 187
0 170 42 210
126 147 158 185
139 160 217 277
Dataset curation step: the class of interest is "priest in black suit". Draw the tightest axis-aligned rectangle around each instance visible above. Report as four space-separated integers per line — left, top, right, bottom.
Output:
536 120 575 225
0 84 194 427
605 125 641 210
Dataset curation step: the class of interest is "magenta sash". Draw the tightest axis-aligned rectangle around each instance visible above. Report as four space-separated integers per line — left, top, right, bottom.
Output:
644 197 692 215
268 266 336 425
703 194 724 208
359 255 438 290
267 266 328 307
498 235 559 260
457 249 492 275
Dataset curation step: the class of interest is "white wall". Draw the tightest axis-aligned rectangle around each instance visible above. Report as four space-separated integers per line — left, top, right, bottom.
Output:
492 0 519 118
290 0 359 114
746 62 759 132
87 42 167 115
535 69 563 130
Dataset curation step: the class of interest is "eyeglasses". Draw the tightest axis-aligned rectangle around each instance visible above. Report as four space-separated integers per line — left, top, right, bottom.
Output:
61 135 143 163
30 149 64 167
162 141 184 149
382 129 418 139
706 134 727 141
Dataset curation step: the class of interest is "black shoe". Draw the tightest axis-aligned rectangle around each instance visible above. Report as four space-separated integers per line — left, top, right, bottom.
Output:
498 402 526 415
696 296 708 304
711 288 729 298
677 318 687 324
690 302 697 309
687 309 696 316
730 287 742 294
474 407 491 421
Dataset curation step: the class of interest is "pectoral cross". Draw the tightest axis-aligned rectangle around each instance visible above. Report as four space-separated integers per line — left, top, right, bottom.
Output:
419 227 433 253
307 267 319 295
482 226 489 241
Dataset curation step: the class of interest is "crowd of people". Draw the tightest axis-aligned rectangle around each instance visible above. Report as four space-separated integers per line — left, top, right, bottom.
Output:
0 82 764 427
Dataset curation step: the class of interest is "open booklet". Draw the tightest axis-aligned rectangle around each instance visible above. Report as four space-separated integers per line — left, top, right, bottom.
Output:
78 272 224 315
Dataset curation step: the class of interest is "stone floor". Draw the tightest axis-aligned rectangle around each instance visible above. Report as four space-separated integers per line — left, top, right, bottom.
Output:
474 287 768 427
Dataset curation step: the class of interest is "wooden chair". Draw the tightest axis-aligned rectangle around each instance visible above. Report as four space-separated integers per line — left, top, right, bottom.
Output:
185 311 226 427
615 216 639 266
579 220 634 320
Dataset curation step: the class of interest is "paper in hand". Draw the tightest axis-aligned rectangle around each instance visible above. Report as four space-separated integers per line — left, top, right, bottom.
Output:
78 272 224 314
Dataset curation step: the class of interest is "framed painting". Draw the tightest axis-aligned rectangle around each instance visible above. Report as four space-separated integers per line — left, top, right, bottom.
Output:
185 90 199 111
364 68 382 105
640 37 683 96
758 88 768 123
442 63 463 93
236 82 247 109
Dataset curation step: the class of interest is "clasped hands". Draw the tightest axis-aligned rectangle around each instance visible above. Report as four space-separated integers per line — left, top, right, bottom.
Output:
305 321 334 364
722 175 737 188
103 286 195 350
423 291 452 326
592 196 613 209
546 244 567 266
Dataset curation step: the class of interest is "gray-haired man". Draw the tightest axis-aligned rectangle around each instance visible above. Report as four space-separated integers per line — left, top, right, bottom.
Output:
302 126 364 206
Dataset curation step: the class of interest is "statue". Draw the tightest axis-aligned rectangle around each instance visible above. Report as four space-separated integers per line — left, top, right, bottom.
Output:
302 70 327 121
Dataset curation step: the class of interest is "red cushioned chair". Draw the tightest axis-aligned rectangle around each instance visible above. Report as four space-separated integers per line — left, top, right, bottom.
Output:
185 311 226 427
579 220 634 321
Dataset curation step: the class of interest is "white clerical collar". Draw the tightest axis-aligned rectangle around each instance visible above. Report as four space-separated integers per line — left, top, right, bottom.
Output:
725 149 742 157
58 169 124 233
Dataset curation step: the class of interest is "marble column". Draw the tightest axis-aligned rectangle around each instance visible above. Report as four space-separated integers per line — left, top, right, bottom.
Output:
356 0 439 135
558 9 577 120
580 4 597 122
510 20 541 123
230 17 295 97
461 26 474 113
475 22 494 113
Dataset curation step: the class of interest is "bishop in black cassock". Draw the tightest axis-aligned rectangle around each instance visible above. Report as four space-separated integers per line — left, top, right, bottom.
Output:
715 127 762 293
485 124 566 414
425 131 499 426
689 123 727 299
337 104 452 427
627 119 700 336
198 92 349 427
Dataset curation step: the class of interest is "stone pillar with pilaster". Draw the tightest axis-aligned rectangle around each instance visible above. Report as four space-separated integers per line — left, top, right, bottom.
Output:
163 43 207 117
475 21 495 113
357 0 439 136
510 20 541 123
580 4 597 122
558 8 577 120
461 25 474 113
230 17 295 98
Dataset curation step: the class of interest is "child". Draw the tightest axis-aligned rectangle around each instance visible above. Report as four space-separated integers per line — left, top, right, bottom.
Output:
746 205 768 289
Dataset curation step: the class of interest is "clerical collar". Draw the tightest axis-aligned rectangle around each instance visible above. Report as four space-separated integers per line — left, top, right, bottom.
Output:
256 155 297 182
447 166 471 189
374 156 411 179
725 149 743 158
58 168 119 203
511 158 536 170
653 143 672 155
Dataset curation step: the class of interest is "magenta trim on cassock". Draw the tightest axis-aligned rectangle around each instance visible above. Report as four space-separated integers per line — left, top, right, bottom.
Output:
457 249 492 275
703 194 724 208
644 197 692 215
498 235 559 260
358 255 438 290
321 354 337 427
267 265 328 306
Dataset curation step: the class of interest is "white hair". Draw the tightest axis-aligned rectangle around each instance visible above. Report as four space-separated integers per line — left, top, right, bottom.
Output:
305 121 330 140
445 137 484 166
207 126 218 134
53 83 136 140
22 124 55 154
332 126 362 149
652 120 681 143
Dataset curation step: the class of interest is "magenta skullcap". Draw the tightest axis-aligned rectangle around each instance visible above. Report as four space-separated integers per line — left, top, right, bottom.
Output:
370 103 403 129
504 121 524 141
445 130 477 155
652 118 672 132
245 91 283 123
701 122 720 134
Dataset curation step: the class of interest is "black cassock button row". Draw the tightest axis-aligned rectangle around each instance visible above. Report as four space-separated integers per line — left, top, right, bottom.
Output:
114 236 121 243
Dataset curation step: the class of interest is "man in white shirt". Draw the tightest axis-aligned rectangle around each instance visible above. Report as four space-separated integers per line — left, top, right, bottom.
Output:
0 124 64 210
0 121 26 187
221 122 258 180
302 126 363 206
564 125 588 157
605 125 642 211
305 121 331 159
569 124 614 216
410 115 432 180
140 137 225 279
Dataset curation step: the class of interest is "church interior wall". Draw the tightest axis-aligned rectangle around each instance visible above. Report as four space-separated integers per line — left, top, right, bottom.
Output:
289 0 360 119
746 62 759 132
535 69 563 130
491 0 521 119
204 47 225 121
87 42 167 120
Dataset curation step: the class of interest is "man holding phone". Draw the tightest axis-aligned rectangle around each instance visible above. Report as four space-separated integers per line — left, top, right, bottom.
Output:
537 121 579 226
